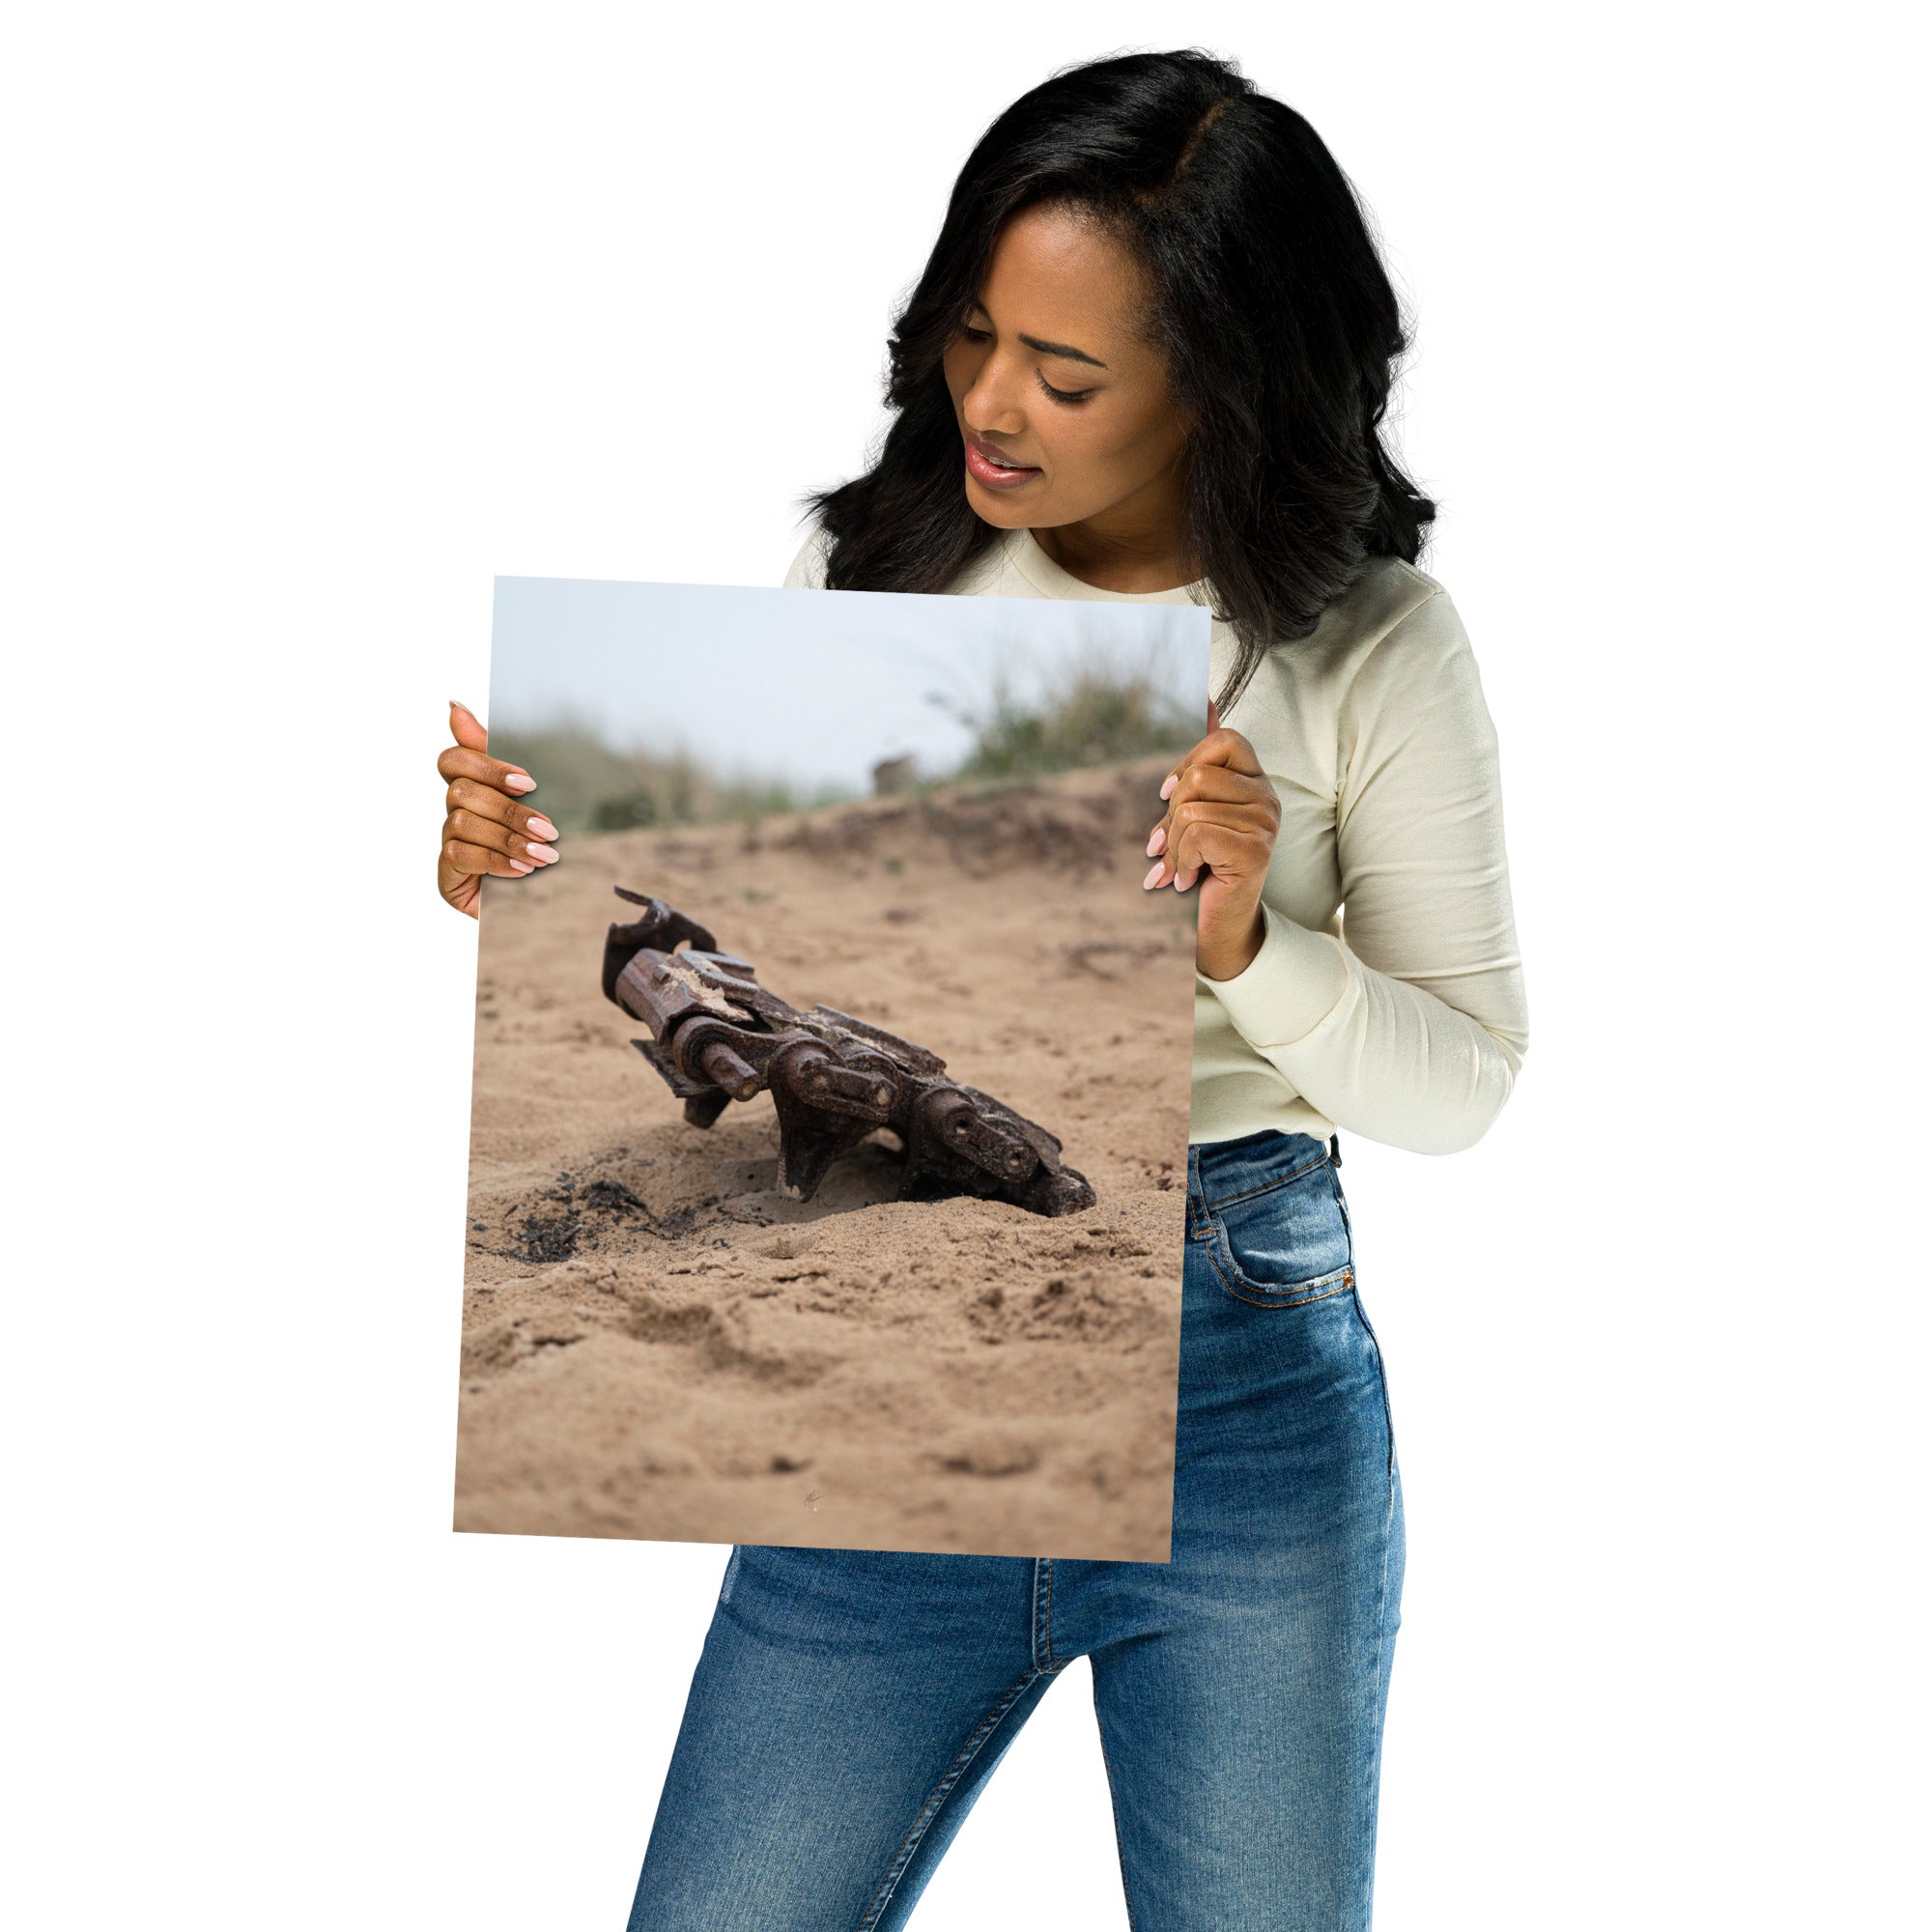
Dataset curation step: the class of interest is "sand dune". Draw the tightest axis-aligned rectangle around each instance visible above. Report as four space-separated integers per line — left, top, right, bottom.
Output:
453 756 1197 1559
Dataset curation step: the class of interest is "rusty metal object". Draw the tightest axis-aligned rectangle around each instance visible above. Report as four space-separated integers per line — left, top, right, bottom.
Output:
602 889 1096 1217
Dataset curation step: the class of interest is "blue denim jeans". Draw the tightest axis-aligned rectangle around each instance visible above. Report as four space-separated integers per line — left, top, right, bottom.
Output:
627 1130 1405 1930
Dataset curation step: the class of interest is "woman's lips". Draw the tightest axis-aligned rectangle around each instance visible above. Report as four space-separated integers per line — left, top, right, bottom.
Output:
963 433 1042 489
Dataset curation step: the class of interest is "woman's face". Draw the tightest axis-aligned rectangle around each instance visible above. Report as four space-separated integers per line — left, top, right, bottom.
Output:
940 202 1191 539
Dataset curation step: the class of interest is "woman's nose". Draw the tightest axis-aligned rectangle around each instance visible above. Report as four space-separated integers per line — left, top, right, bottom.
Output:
961 356 1028 436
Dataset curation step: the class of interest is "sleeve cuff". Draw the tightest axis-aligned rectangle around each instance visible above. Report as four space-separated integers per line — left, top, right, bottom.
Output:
1199 902 1351 1049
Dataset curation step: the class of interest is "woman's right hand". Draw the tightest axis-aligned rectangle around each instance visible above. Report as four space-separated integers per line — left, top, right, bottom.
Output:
437 698 560 919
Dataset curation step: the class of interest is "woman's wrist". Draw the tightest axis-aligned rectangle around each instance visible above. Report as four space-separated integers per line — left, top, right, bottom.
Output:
1197 905 1267 982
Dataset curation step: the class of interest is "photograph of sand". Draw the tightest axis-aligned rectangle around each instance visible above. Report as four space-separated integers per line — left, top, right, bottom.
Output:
454 575 1209 1558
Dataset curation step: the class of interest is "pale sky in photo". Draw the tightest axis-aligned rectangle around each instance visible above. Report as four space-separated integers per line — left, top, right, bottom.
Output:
488 575 1211 794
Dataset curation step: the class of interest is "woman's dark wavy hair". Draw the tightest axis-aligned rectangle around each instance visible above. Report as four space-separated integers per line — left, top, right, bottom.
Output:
799 47 1435 710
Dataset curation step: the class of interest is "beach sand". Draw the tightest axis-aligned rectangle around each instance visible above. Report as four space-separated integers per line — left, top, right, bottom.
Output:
453 755 1197 1559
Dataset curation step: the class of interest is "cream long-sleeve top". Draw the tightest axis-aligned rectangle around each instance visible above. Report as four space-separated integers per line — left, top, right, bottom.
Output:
781 522 1529 1156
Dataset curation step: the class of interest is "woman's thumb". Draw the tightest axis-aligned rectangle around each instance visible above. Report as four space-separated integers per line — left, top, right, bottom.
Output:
1206 696 1222 735
449 698 488 753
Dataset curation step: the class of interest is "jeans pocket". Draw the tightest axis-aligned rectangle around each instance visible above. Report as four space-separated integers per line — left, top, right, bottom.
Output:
1204 1155 1355 1309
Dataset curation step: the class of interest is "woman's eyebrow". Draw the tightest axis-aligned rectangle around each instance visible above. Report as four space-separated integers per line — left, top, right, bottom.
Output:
1020 333 1107 369
968 301 1109 369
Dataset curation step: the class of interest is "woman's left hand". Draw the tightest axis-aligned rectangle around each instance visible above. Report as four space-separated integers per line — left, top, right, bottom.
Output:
1144 699 1281 981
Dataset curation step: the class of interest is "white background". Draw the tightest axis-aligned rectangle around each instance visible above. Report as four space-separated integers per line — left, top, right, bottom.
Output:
6 4 1924 1927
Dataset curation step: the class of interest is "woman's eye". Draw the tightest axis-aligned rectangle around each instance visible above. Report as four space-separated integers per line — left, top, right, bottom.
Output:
1037 373 1094 406
954 323 1091 404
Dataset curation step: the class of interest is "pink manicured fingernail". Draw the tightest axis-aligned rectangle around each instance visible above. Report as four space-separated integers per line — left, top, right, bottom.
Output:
1159 774 1179 800
503 771 536 793
1146 825 1167 858
1143 861 1167 890
525 842 559 864
1174 870 1196 892
526 816 558 840
508 860 534 874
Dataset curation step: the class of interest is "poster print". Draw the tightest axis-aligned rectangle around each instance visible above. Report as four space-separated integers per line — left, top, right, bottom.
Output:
454 575 1209 1558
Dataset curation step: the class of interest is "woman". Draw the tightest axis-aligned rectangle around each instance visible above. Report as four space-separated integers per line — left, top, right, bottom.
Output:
437 48 1527 1930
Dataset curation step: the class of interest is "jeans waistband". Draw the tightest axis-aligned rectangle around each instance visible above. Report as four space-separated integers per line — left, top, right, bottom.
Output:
1187 1129 1335 1209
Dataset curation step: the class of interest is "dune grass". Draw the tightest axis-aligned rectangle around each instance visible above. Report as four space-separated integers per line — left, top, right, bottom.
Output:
928 654 1201 783
486 719 853 838
492 652 1200 835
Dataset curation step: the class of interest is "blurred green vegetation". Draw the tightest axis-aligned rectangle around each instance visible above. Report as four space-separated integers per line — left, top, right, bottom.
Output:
487 717 853 837
928 653 1201 782
492 651 1199 836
